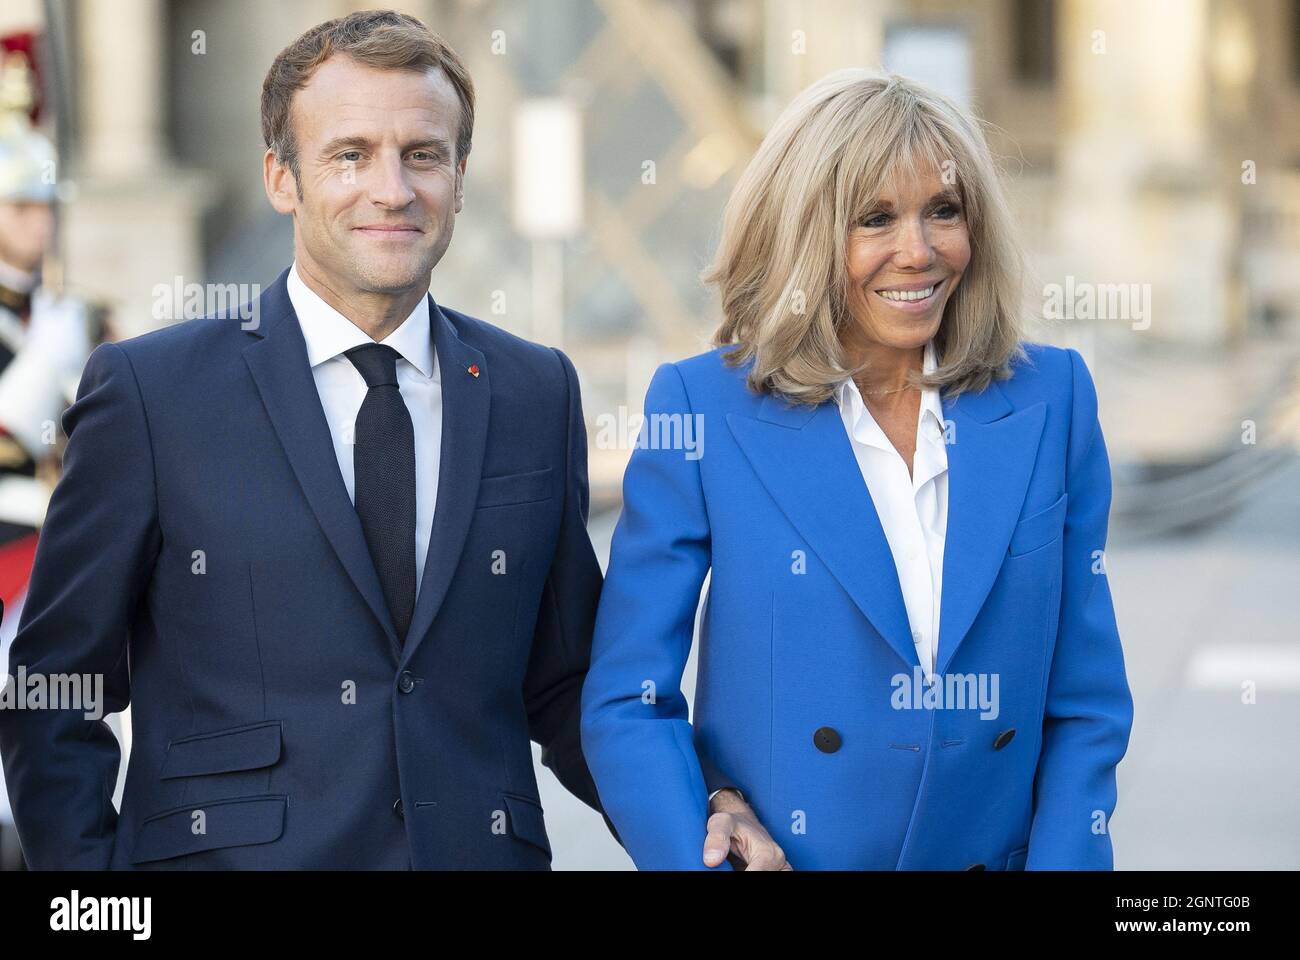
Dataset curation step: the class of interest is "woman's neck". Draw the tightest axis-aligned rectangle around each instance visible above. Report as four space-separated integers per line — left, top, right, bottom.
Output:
845 336 925 399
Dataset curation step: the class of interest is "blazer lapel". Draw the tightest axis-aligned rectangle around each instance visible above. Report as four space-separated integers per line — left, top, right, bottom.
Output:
934 382 1046 676
242 270 402 660
400 300 489 666
727 394 918 672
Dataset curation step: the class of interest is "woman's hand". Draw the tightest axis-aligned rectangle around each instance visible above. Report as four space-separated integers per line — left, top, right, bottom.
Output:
703 788 793 870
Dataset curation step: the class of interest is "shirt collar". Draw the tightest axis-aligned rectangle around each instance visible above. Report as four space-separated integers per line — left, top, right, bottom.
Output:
287 260 437 380
835 339 946 451
917 339 945 432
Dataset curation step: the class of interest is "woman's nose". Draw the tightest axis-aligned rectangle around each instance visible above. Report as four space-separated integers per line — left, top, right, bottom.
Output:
893 216 935 268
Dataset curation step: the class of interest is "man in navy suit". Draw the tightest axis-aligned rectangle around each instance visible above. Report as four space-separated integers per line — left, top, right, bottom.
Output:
0 10 605 869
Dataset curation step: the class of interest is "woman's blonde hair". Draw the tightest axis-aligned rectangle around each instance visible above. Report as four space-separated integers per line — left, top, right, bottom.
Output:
704 68 1027 404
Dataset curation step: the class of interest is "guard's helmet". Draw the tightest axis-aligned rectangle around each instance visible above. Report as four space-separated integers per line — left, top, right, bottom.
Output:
0 51 56 204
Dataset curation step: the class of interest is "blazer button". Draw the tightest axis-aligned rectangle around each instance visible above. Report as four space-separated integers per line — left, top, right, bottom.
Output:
965 862 986 871
813 726 842 753
393 798 404 819
993 729 1016 751
398 671 416 694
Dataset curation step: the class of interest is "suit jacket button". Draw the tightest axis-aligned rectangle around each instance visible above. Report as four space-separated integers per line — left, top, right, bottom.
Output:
398 671 416 694
965 862 986 871
393 798 404 819
993 729 1016 750
813 726 842 753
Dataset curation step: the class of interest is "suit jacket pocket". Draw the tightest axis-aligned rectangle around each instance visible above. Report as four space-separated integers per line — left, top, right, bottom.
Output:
502 791 552 860
160 720 282 779
1004 845 1029 871
477 467 554 508
1008 491 1067 558
130 795 286 864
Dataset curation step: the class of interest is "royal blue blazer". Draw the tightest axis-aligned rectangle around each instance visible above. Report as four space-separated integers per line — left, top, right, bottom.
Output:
581 342 1134 870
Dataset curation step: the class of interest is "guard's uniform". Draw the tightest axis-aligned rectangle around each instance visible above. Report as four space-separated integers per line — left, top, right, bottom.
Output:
0 41 97 871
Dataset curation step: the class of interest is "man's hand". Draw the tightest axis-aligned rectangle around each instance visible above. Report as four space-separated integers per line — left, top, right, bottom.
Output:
703 788 792 871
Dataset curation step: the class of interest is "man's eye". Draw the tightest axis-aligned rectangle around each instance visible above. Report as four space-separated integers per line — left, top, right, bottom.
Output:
339 151 362 162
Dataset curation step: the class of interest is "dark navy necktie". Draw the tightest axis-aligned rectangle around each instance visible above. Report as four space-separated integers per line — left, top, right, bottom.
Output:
345 343 417 643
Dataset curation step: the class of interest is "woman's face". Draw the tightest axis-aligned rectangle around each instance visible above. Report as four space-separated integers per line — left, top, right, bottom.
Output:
844 166 971 353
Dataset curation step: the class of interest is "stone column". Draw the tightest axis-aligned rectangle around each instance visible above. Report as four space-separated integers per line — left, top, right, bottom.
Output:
63 0 215 337
1056 0 1234 345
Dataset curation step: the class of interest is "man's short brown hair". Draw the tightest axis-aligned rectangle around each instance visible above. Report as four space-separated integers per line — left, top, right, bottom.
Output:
261 9 475 185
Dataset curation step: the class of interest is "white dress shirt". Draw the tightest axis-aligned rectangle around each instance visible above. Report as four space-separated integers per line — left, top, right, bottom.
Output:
286 262 442 599
834 339 948 681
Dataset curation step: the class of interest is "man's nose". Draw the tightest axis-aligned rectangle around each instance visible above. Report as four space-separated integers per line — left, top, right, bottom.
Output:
366 153 416 209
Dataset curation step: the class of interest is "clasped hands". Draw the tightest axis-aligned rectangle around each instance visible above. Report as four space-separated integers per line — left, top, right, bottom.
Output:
702 788 792 871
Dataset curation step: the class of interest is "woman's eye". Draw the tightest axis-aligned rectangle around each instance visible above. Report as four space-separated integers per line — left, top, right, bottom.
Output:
933 203 961 220
860 213 890 228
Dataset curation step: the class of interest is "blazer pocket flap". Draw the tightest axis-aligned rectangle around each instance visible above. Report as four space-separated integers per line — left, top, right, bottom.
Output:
1004 845 1029 871
160 720 282 779
503 792 551 858
130 795 286 864
477 467 554 508
1008 491 1068 557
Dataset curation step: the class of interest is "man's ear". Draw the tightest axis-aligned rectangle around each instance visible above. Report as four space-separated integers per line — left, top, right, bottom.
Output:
263 149 298 215
453 155 467 214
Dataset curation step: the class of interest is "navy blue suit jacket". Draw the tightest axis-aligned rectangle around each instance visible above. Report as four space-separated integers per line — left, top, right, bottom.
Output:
0 268 605 869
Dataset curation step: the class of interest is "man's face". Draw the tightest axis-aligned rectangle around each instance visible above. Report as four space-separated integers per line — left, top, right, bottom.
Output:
0 201 54 274
265 55 465 298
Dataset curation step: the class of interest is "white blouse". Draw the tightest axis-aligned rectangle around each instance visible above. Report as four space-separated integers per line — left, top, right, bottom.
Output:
833 339 948 682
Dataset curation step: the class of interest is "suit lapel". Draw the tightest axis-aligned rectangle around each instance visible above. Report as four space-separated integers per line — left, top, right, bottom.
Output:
242 270 402 659
934 382 1046 675
727 377 1047 678
400 300 489 666
727 394 918 671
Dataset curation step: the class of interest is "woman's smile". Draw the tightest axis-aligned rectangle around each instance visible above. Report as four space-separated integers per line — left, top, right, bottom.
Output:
873 276 947 313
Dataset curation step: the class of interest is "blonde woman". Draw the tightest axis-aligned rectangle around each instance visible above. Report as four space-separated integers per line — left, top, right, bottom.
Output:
581 70 1133 870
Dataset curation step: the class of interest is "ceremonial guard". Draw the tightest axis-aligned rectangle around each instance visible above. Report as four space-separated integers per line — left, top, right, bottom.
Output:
0 44 101 871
